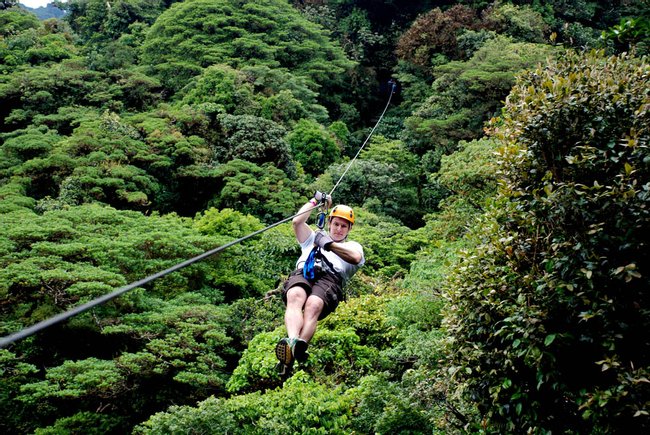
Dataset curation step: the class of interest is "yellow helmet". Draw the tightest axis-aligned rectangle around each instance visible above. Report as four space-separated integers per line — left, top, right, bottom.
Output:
329 205 355 225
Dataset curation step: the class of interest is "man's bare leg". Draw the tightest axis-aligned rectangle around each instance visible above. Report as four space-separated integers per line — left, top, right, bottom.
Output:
299 295 324 343
285 286 308 339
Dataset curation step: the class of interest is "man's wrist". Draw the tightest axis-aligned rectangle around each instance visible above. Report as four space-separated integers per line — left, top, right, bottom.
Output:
309 198 318 206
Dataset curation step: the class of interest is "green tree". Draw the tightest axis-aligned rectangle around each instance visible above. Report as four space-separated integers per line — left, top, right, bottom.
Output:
106 68 162 111
62 0 165 44
19 112 164 209
0 126 61 170
0 13 77 74
396 5 482 70
482 2 549 43
242 65 329 125
216 114 294 175
403 36 557 162
0 350 39 434
127 104 221 214
194 207 264 239
14 295 235 433
181 64 258 114
192 207 298 302
352 216 428 278
418 137 501 242
0 7 39 37
211 159 305 223
444 50 650 433
0 61 109 131
318 136 425 227
0 205 218 331
0 177 36 213
319 6 384 63
0 204 239 432
141 0 354 109
435 138 500 209
286 118 340 178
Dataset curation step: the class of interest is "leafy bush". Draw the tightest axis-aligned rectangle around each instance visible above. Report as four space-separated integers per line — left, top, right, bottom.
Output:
350 373 436 434
228 324 382 394
353 218 429 277
138 372 354 434
321 293 397 349
444 50 650 433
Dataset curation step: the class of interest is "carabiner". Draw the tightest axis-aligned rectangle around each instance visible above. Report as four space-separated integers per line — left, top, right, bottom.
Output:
316 211 326 229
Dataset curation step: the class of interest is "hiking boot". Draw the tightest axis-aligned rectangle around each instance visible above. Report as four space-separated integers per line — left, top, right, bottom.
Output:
292 338 309 362
275 338 293 365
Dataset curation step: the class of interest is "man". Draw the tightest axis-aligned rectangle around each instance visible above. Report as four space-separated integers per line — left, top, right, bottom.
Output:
276 193 365 369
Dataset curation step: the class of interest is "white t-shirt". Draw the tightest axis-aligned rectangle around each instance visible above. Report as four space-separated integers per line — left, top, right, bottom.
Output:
295 230 365 283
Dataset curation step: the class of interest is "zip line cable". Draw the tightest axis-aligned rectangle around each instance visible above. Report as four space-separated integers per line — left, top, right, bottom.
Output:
0 208 316 348
328 82 396 196
0 83 397 349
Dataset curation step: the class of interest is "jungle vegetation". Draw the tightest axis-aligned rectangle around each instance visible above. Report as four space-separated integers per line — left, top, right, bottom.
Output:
1 0 649 433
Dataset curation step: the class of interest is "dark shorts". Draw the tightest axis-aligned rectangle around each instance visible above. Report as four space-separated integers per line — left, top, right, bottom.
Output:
282 269 344 320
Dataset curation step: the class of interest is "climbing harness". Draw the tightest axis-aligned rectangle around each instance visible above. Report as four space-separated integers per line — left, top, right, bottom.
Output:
303 189 332 280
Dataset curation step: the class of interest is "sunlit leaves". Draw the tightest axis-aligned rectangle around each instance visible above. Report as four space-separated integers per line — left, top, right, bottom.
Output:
141 0 353 96
194 207 263 239
138 372 354 434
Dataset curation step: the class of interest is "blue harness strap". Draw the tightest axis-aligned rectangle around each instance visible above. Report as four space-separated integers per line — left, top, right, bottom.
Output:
303 246 320 280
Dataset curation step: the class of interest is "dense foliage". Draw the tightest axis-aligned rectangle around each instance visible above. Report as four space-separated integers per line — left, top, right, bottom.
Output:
141 0 354 115
445 50 649 432
1 1 648 433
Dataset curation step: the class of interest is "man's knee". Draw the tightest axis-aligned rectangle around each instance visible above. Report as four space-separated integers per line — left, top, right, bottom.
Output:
286 286 307 306
304 296 325 319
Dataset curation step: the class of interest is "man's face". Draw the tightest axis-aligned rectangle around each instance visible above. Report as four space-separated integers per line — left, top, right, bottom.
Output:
328 217 351 242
